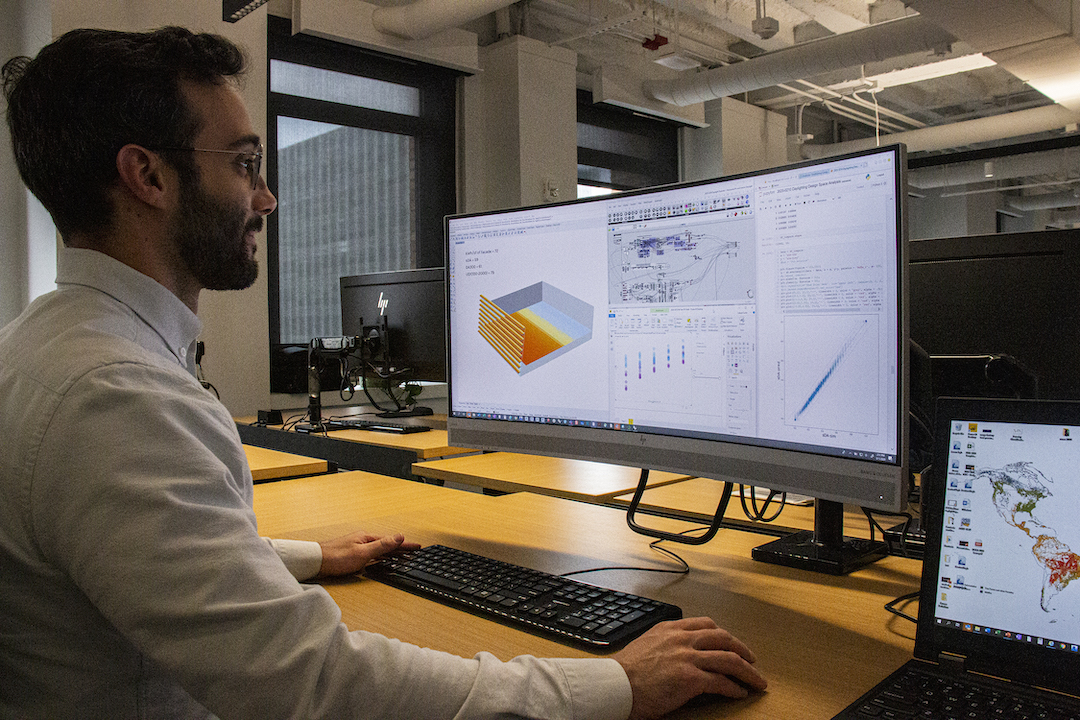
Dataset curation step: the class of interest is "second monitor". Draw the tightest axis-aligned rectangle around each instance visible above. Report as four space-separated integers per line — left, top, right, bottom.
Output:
340 268 446 417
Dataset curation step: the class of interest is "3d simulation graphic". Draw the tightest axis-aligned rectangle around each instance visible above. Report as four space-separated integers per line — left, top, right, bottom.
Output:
478 282 593 374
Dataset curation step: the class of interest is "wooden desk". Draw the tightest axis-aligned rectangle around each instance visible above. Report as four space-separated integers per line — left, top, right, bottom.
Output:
255 473 921 719
325 427 469 461
236 421 470 480
411 452 690 502
243 444 330 483
253 471 465 536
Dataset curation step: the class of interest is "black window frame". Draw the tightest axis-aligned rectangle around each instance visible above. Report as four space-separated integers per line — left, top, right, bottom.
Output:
267 16 458 393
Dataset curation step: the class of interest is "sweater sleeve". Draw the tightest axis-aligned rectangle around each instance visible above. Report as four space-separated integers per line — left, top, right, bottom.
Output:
30 360 633 720
266 537 323 581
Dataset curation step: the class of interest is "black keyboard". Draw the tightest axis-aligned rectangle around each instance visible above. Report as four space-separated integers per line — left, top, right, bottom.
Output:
365 544 682 649
842 662 1080 720
324 418 431 434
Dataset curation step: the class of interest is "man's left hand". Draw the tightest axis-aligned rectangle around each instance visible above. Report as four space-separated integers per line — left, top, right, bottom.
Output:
318 531 420 577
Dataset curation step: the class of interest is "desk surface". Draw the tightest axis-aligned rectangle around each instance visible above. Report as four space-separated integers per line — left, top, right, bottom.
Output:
255 472 920 719
324 427 470 460
411 452 690 502
243 444 329 482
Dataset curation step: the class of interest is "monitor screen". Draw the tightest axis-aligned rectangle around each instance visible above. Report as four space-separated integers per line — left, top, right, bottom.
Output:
445 145 909 569
339 268 446 383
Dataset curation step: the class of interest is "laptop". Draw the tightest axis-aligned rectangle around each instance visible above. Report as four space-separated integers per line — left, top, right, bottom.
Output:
832 397 1080 720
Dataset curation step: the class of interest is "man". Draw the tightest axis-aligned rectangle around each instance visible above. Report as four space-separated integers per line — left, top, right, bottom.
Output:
0 26 767 719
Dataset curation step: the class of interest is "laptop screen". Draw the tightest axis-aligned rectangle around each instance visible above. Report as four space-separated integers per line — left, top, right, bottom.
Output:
921 398 1080 694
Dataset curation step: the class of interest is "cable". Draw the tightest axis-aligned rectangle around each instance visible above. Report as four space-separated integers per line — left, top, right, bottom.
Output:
559 528 706 579
739 485 786 522
338 356 356 402
281 412 312 433
862 507 924 561
194 340 219 399
626 469 733 545
885 590 919 624
361 360 418 414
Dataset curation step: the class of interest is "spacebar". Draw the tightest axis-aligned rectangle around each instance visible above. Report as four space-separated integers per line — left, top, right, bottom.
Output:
400 569 464 592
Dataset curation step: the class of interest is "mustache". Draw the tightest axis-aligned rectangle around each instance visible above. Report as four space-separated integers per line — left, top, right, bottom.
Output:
246 216 264 234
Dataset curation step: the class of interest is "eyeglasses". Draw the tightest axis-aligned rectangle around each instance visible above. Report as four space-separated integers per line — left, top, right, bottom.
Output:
153 145 264 190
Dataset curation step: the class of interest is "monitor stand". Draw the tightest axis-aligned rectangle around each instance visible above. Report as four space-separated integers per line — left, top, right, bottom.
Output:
751 500 887 575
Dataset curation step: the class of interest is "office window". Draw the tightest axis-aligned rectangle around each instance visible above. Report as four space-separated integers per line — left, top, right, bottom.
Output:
576 89 677 192
267 17 457 392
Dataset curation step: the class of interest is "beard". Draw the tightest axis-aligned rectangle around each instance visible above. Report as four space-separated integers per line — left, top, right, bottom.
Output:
172 179 261 291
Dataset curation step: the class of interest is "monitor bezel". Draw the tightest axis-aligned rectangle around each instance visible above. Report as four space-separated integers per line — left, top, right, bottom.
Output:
445 144 909 513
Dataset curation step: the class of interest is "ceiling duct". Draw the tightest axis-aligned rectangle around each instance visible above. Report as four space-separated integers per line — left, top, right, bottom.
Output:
802 104 1080 159
372 0 518 40
1007 190 1080 211
908 147 1079 189
643 15 955 107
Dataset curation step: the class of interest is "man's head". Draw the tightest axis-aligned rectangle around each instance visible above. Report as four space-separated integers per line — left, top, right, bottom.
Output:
3 26 250 234
3 27 275 300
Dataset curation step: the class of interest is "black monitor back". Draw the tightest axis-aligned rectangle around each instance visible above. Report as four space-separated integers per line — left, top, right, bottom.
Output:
909 229 1080 400
339 268 446 383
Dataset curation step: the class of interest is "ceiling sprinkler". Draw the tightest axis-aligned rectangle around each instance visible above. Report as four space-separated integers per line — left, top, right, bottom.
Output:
752 0 779 39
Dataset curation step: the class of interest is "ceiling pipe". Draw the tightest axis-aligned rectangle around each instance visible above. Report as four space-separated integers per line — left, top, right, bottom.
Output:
372 0 519 41
643 15 955 107
1007 190 1080 211
908 147 1079 189
802 104 1080 159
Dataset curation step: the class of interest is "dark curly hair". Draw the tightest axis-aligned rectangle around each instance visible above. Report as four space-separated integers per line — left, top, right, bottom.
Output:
2 27 247 240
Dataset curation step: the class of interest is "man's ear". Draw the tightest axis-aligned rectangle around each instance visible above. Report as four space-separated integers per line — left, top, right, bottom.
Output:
115 144 172 208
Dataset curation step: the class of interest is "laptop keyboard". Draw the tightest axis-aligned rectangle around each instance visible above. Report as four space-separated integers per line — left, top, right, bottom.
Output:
365 544 682 649
849 664 1080 720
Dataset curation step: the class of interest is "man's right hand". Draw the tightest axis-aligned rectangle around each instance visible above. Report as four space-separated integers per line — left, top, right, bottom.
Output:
612 616 767 720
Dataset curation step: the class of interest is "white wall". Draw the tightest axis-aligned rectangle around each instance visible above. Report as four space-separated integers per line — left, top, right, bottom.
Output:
679 96 788 183
0 0 55 327
718 97 789 176
679 100 724 183
464 35 577 212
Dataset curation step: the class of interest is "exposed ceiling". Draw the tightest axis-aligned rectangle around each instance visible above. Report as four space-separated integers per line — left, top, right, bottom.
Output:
355 0 1080 217
462 0 1080 216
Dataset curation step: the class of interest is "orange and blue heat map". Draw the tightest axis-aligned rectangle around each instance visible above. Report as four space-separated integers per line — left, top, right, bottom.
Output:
513 306 573 365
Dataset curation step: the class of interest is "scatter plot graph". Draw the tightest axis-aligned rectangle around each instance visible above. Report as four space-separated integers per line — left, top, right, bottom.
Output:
784 315 879 434
610 334 696 412
478 282 593 374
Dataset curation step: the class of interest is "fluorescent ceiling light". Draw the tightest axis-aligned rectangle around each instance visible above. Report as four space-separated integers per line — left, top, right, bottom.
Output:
832 54 997 92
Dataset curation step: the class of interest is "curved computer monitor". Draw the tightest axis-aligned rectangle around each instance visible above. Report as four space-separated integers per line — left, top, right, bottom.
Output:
445 145 909 573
